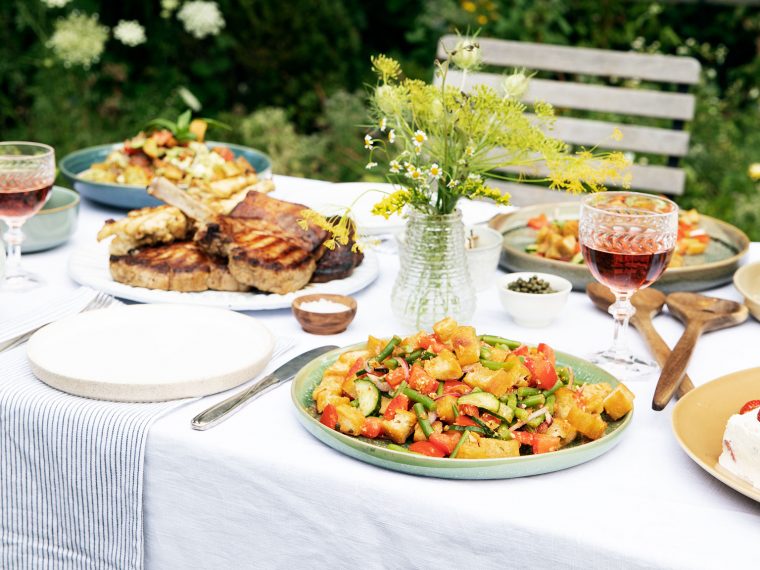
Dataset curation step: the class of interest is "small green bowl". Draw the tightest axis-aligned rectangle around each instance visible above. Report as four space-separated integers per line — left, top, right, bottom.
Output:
1 186 80 253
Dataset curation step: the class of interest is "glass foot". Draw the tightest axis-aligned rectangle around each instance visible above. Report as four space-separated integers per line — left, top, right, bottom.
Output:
0 270 44 292
589 349 659 380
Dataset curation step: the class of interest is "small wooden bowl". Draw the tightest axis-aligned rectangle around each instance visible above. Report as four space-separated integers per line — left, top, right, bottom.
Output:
292 294 357 335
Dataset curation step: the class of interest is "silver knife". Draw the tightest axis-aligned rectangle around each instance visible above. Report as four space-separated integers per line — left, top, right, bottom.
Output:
191 345 339 431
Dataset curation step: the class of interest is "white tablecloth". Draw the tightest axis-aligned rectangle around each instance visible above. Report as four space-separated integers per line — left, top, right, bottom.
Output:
5 175 759 569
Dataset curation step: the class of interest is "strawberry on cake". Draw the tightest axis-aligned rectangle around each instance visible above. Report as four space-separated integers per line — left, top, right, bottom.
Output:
718 399 760 488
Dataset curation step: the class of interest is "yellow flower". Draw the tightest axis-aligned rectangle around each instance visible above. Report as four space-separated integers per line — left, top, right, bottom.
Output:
612 127 624 142
477 14 487 25
371 54 401 82
462 1 476 12
748 163 760 181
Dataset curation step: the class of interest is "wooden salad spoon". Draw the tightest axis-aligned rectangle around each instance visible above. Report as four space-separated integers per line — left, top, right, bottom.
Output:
652 292 748 411
586 283 694 398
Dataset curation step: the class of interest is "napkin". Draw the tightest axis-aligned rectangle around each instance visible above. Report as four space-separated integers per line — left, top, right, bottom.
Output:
0 347 188 570
0 287 99 348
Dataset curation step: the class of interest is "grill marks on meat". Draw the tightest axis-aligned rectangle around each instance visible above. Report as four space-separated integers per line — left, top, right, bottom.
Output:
196 218 317 294
110 242 248 292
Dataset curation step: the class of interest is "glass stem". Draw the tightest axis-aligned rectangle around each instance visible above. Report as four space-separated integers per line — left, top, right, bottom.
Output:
4 220 24 278
607 290 635 359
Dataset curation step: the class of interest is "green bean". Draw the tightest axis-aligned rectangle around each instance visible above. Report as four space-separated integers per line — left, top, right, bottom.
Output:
514 407 529 422
384 358 398 370
413 403 434 438
355 369 367 377
545 394 556 415
447 424 485 435
527 415 545 428
436 382 444 396
451 403 459 418
377 336 402 362
521 394 546 408
419 351 436 360
543 378 562 397
404 349 424 364
479 346 492 360
387 443 409 453
450 430 470 458
480 359 518 371
517 387 540 398
393 381 407 398
402 386 436 411
507 394 517 409
480 335 521 349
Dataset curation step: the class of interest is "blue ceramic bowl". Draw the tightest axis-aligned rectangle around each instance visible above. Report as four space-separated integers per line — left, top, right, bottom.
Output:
0 186 80 253
59 141 272 210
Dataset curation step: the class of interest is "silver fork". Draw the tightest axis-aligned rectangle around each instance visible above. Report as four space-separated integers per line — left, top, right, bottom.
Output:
2 291 115 352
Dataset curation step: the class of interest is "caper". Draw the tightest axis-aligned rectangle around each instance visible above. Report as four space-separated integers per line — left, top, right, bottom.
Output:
507 275 556 294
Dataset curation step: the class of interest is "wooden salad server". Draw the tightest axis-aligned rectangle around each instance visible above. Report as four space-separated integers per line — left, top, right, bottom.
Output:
586 283 694 398
652 292 748 411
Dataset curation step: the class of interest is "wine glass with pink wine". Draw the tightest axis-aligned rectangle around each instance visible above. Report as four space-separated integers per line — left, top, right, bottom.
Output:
579 191 678 379
0 142 55 291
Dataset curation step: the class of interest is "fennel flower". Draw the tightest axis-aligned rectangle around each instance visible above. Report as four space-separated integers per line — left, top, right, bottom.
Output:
114 20 147 47
177 1 226 39
47 12 109 69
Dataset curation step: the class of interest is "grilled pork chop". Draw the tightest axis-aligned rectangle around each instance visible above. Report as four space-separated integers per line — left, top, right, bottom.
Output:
148 178 323 294
110 241 248 292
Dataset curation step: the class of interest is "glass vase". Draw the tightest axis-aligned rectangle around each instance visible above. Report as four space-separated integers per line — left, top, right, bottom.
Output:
392 209 475 329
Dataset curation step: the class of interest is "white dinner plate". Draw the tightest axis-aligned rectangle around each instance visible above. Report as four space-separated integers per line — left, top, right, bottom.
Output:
27 304 274 402
67 242 379 310
271 182 509 236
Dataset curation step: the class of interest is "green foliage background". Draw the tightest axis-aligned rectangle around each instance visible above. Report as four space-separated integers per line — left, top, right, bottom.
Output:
1 0 759 237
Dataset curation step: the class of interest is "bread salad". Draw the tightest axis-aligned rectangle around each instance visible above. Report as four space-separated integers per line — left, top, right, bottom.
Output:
525 209 709 268
80 111 261 199
311 318 634 459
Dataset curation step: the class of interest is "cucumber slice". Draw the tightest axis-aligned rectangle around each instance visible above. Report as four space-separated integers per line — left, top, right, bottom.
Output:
354 380 381 417
525 244 539 253
570 252 584 264
491 403 514 423
457 391 500 413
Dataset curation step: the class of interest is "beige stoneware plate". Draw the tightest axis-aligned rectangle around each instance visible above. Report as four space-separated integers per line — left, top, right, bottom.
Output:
733 262 760 322
490 202 749 292
27 304 274 402
671 367 760 503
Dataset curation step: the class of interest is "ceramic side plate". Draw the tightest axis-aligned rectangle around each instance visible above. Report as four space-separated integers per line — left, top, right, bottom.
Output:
490 202 749 292
672 367 760 503
733 262 760 322
0 186 80 253
27 304 274 402
59 141 272 210
292 343 633 479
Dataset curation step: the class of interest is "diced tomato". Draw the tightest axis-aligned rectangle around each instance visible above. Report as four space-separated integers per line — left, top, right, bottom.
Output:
152 130 177 147
527 213 549 230
428 432 461 455
129 154 150 167
409 441 446 457
383 394 410 420
320 404 338 430
458 404 480 418
454 415 478 427
385 367 407 388
347 357 365 378
512 345 530 357
418 335 446 353
512 431 533 446
739 400 760 415
537 343 556 366
361 417 383 438
408 364 438 394
531 433 561 454
481 412 501 425
123 141 141 155
213 146 235 161
443 380 471 396
524 354 558 391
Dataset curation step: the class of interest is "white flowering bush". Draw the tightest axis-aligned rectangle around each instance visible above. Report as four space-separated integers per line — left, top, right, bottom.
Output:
114 20 147 47
177 1 226 39
40 0 72 8
47 12 108 69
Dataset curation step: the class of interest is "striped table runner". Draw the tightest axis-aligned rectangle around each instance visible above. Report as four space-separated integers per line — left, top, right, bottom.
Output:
0 347 187 570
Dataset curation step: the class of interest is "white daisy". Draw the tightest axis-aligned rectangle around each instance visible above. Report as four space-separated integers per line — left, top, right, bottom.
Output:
387 129 396 144
379 117 387 132
413 129 428 147
364 134 374 150
365 162 378 170
429 163 442 179
389 160 401 173
447 179 459 188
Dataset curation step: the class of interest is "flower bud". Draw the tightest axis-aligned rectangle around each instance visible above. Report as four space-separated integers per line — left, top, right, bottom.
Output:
375 85 402 115
451 39 482 71
502 72 530 100
749 163 760 181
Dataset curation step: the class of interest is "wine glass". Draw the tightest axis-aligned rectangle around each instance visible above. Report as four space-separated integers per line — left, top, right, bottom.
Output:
0 142 55 291
579 191 678 378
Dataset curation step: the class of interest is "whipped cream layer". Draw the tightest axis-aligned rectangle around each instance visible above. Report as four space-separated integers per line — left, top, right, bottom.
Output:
719 411 760 489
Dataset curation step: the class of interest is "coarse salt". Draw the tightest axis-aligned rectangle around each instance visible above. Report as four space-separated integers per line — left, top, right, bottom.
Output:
298 299 351 313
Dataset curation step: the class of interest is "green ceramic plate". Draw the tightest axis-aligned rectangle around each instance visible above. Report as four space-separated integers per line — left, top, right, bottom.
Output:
489 202 750 292
292 343 633 479
59 141 272 210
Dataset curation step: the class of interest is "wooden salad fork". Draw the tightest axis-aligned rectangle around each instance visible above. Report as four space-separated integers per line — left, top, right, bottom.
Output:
652 292 748 410
586 283 694 398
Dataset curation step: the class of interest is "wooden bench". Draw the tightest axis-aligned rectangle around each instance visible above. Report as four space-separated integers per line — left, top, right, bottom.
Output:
436 35 701 205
